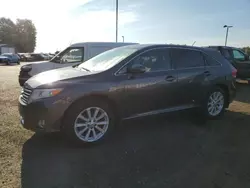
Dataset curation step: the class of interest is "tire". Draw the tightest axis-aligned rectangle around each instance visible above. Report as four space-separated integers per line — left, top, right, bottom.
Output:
203 87 226 119
6 60 10 65
62 99 115 145
17 61 20 65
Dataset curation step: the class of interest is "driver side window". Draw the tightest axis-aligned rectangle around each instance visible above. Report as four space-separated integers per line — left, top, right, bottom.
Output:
60 48 84 64
119 48 171 74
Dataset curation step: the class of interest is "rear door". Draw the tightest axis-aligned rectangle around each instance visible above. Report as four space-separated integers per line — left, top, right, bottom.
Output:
202 53 223 92
171 48 206 106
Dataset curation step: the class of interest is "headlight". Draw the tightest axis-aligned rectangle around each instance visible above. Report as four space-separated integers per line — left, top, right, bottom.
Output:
30 88 63 101
21 64 32 71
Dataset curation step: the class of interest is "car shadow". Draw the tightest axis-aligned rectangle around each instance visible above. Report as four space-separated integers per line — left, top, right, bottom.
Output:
21 111 250 188
235 82 250 104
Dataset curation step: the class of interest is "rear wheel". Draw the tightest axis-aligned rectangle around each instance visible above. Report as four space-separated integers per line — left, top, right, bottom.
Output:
204 87 226 119
63 100 115 145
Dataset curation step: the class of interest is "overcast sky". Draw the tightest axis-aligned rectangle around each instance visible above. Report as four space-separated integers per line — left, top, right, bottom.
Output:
1 0 250 52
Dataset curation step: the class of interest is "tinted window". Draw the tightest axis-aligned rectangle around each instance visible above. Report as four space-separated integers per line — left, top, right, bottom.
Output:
171 49 204 69
120 48 171 74
204 54 220 66
232 50 245 61
221 49 231 59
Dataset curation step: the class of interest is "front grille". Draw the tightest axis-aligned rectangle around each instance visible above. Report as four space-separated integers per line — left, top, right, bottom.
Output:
21 87 33 104
0 59 7 63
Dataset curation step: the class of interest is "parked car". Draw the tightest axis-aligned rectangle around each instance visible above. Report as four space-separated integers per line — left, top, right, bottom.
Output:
0 55 9 65
17 53 33 62
29 53 45 62
18 42 138 86
208 46 250 80
49 53 55 59
18 44 236 145
0 53 20 65
42 53 52 60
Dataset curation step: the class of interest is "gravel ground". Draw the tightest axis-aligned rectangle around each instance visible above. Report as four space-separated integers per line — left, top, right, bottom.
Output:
1 63 250 188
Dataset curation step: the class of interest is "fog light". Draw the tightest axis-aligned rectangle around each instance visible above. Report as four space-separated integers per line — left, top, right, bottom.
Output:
38 120 45 128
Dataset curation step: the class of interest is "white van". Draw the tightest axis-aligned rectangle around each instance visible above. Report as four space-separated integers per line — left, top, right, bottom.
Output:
19 42 138 86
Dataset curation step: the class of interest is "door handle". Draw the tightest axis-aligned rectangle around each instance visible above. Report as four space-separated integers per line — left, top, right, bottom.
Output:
165 75 175 82
204 71 211 77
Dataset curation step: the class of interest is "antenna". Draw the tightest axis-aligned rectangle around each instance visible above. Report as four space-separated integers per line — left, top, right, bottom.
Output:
192 41 196 46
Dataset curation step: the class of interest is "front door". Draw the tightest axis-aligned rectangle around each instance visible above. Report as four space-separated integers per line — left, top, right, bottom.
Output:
171 48 206 106
114 48 178 118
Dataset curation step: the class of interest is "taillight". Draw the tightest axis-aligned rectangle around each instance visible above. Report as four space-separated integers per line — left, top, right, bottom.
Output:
231 67 237 78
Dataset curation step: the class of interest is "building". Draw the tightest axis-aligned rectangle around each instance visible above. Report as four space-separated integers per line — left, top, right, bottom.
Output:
0 44 15 54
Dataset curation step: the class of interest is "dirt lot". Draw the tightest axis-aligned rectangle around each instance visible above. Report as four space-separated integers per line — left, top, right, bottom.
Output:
1 64 250 188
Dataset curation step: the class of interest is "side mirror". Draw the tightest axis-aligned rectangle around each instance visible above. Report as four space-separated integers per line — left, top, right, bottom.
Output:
127 64 146 74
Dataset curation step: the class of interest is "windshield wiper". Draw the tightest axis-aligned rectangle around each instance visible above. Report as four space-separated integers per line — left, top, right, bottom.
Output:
80 67 90 72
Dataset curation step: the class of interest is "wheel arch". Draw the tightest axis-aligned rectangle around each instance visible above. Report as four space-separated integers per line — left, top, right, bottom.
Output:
215 84 229 107
61 94 120 129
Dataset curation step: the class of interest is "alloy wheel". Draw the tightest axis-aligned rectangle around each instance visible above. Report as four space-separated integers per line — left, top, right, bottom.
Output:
74 107 109 142
207 91 224 116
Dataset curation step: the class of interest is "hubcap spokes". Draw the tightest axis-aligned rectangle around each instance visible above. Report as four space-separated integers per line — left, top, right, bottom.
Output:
74 107 109 142
207 91 224 116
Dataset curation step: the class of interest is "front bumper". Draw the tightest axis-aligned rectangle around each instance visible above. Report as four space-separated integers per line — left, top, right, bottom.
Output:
18 96 69 132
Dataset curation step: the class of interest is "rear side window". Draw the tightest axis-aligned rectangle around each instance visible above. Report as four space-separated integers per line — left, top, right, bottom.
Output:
221 49 231 59
171 49 204 69
203 54 220 66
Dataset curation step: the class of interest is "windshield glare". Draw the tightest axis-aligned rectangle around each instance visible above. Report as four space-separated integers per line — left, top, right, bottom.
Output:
78 47 138 72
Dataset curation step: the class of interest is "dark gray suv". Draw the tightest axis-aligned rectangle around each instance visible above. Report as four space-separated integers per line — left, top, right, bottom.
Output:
18 44 236 144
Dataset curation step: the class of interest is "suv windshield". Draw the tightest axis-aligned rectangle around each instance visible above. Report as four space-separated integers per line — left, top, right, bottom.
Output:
78 46 138 72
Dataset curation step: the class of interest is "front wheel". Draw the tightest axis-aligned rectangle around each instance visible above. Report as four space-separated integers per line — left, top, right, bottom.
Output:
63 100 115 145
204 87 226 119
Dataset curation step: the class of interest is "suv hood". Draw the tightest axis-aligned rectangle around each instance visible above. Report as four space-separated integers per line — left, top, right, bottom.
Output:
25 66 95 88
29 60 49 64
0 56 8 59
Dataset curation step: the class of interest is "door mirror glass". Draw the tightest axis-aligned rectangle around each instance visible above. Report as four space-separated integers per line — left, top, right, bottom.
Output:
127 64 146 74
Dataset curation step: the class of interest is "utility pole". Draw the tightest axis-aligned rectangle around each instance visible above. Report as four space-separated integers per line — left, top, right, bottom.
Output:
224 25 233 46
115 0 118 42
